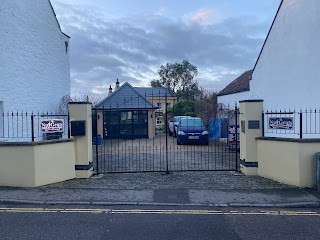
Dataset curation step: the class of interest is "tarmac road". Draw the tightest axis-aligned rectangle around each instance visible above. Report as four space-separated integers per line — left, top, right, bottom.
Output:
1 206 320 240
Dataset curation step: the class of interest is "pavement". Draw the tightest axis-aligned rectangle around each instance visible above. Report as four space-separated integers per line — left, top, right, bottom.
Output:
0 171 319 208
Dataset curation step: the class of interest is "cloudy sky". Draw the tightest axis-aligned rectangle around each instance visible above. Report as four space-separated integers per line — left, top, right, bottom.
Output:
50 0 280 96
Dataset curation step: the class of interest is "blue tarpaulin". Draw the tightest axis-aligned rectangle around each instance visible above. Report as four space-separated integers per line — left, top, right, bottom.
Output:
210 118 229 139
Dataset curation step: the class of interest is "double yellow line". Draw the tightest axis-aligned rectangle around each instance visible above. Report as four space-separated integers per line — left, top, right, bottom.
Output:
0 208 320 216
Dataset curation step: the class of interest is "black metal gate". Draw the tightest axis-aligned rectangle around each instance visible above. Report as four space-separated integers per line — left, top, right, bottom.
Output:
92 88 239 174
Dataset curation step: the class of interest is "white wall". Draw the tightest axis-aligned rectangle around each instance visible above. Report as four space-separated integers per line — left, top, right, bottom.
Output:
218 91 252 107
251 0 320 110
0 0 70 113
0 102 3 137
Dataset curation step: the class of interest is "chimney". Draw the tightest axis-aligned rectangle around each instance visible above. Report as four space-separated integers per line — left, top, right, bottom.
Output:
115 79 120 90
108 85 113 95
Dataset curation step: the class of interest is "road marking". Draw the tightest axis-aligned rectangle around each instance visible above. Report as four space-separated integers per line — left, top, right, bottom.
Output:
0 208 319 216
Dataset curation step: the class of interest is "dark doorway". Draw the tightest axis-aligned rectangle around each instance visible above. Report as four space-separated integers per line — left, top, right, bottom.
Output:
103 110 148 139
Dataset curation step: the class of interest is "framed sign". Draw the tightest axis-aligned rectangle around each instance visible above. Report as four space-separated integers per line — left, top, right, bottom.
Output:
269 117 293 130
228 125 240 146
41 119 64 133
248 120 260 129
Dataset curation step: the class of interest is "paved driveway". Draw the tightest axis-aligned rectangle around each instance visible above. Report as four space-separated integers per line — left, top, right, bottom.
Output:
47 171 291 190
93 133 239 173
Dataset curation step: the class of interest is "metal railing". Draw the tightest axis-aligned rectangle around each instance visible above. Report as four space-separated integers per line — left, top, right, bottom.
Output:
263 108 320 139
0 111 70 142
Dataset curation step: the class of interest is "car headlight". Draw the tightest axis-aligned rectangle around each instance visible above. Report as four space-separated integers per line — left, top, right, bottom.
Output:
178 131 186 135
201 131 209 135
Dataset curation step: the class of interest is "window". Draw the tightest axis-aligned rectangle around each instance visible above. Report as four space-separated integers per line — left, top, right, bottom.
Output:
156 117 163 125
166 103 171 107
157 103 162 109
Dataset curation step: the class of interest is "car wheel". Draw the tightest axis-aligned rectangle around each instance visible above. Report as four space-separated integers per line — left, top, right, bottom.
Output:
169 130 172 136
174 130 177 138
177 139 181 145
203 141 209 146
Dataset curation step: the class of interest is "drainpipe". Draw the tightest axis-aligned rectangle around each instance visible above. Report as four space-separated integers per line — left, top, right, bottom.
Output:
315 153 320 190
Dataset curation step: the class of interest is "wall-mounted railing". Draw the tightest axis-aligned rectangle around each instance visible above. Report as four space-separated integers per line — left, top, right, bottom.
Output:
0 111 70 142
263 109 320 139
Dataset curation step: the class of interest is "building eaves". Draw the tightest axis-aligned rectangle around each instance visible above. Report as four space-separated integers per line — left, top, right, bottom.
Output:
134 87 176 97
48 0 70 38
217 70 253 97
252 0 284 72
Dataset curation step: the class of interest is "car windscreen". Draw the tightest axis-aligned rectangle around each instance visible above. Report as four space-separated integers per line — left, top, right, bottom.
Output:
180 118 204 127
174 116 182 122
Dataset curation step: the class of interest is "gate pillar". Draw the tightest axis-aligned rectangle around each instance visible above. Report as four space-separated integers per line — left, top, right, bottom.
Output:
69 102 93 178
239 100 263 175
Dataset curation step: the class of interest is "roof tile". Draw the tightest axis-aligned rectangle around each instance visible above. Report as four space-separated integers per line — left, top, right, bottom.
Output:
217 70 253 96
96 82 157 110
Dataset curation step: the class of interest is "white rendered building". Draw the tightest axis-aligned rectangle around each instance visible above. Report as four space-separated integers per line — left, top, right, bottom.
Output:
0 0 70 113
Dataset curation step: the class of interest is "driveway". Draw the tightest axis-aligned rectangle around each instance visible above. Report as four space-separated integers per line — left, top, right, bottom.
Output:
93 133 239 173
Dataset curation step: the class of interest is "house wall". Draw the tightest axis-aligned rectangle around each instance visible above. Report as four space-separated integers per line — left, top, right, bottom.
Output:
0 0 70 113
147 96 176 130
218 91 252 107
147 96 177 113
250 0 320 110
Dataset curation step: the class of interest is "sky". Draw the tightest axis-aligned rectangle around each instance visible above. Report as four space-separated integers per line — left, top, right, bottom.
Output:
50 0 281 96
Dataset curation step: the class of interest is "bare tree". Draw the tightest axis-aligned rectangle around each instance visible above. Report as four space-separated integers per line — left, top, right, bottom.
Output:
57 95 73 114
71 94 104 107
57 94 104 114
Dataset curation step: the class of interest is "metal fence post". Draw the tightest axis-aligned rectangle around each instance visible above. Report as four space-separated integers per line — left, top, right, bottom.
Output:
67 112 71 138
165 93 169 174
262 110 265 137
300 112 303 139
235 105 239 171
31 114 35 142
95 108 99 174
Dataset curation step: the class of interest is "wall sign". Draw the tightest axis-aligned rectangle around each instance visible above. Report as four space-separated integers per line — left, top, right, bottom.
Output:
269 117 293 130
248 120 260 129
41 119 64 133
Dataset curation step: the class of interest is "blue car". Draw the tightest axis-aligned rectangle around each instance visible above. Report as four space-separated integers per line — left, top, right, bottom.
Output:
176 117 209 145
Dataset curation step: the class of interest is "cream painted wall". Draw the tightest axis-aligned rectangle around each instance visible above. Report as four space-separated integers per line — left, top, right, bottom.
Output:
69 103 93 166
147 96 176 113
239 101 263 175
0 146 35 187
34 141 75 186
257 139 319 188
0 140 75 187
